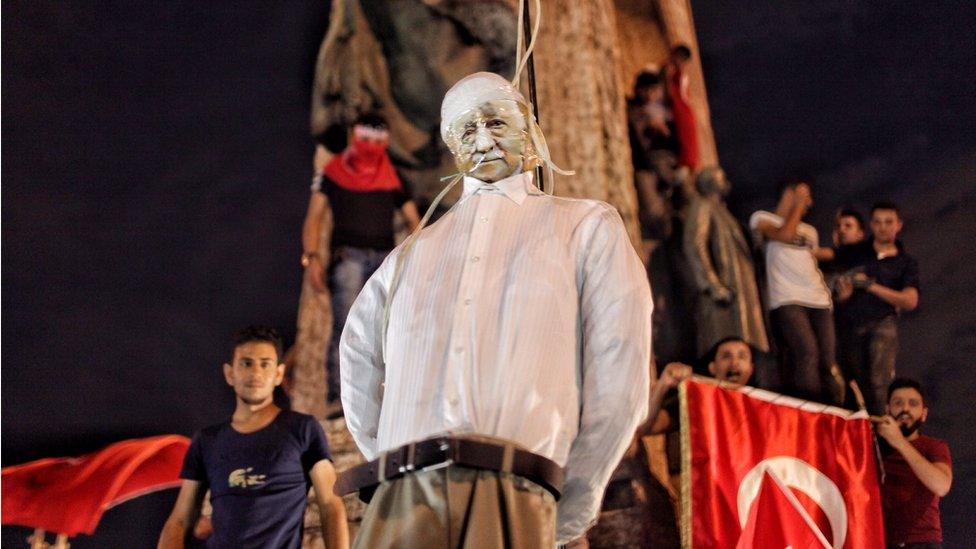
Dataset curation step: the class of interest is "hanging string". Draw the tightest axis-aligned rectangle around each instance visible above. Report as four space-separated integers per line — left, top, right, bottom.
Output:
511 0 542 90
511 0 572 194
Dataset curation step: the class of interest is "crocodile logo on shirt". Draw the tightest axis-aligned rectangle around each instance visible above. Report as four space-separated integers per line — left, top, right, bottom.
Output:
228 467 267 488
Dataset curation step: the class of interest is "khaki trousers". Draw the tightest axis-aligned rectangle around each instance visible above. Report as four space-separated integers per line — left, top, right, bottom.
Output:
353 466 557 549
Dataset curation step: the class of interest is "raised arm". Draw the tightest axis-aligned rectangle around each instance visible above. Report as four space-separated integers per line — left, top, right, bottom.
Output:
157 480 206 549
873 416 952 496
309 460 349 549
757 185 810 244
633 362 693 439
557 205 652 544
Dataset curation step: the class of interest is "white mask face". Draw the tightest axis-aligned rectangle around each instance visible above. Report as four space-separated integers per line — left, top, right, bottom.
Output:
448 100 528 183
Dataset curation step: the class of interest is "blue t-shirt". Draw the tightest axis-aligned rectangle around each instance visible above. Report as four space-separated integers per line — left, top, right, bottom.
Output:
180 410 332 549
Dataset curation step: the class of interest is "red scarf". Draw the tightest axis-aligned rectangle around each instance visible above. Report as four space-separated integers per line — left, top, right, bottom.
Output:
324 138 402 192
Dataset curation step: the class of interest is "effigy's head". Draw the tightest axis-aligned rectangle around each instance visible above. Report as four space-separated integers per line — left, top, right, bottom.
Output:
440 72 539 183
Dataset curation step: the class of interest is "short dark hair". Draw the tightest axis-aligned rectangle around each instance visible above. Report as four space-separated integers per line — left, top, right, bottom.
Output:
887 377 925 404
701 336 753 367
354 111 388 129
871 200 900 218
231 325 284 363
837 206 865 230
671 44 692 60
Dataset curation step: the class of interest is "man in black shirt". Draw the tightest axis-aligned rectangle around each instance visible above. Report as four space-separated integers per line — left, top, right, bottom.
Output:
301 114 420 411
158 326 348 548
834 201 920 414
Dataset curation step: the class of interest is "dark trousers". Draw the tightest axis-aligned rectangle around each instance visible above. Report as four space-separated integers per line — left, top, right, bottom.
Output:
772 305 843 404
839 315 898 415
888 543 941 549
328 246 388 402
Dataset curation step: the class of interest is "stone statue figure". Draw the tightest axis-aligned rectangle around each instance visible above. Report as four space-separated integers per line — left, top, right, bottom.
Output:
683 166 769 356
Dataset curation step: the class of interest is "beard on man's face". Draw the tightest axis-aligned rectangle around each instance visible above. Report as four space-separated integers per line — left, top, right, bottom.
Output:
893 411 923 436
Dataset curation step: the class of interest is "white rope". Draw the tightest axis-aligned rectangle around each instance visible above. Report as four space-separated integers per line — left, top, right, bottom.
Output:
511 0 542 89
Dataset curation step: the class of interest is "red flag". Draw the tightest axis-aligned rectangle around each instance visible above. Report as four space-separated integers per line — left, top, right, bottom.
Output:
736 471 830 549
680 378 885 548
2 435 189 536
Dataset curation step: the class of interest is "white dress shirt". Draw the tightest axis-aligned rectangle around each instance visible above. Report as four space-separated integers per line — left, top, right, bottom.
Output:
340 170 652 542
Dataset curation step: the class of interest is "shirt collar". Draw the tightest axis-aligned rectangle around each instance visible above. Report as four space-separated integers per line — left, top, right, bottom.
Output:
460 171 542 206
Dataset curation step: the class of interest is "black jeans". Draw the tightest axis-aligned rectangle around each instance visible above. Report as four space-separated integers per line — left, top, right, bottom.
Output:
839 315 898 415
772 305 842 404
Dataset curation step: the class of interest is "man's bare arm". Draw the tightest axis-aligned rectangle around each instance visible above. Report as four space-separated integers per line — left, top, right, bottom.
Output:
302 192 330 293
814 246 835 262
633 362 692 438
157 480 205 549
401 200 421 233
873 416 951 496
309 460 349 549
868 283 918 311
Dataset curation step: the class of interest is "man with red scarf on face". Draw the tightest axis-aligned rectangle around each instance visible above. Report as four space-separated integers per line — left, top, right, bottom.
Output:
302 113 420 414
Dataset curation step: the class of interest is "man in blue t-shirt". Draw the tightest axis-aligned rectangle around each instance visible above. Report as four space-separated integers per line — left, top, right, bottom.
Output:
158 326 348 549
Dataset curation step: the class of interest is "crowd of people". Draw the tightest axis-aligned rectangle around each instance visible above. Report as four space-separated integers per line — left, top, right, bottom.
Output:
626 46 948 548
153 52 950 548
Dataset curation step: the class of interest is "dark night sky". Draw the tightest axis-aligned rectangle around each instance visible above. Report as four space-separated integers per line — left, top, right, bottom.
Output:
3 2 974 547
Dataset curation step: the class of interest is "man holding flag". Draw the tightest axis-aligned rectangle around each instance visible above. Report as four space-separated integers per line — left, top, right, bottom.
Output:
874 378 952 548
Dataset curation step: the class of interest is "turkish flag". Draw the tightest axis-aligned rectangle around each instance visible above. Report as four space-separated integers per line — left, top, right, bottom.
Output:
680 378 884 548
736 471 830 549
2 435 189 536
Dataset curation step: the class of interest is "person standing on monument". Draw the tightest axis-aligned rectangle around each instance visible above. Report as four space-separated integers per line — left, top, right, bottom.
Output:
301 113 420 415
337 72 652 547
665 44 700 172
750 178 845 405
834 201 919 415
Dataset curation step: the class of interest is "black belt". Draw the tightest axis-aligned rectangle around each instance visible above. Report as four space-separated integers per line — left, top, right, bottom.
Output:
335 436 564 502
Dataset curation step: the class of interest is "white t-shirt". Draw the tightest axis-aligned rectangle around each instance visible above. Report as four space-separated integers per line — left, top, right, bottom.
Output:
749 210 831 310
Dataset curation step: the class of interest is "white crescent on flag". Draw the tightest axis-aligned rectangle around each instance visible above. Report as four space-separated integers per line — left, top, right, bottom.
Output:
737 456 846 548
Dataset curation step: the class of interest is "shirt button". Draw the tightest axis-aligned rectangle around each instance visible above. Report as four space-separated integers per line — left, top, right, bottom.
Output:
464 298 472 305
480 216 488 223
454 346 464 354
449 396 460 406
471 256 480 262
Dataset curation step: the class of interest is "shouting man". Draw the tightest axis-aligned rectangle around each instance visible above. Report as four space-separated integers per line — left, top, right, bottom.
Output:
338 72 652 547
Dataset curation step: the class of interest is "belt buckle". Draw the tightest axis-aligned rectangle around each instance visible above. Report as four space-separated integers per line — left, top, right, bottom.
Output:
398 442 416 474
419 438 455 473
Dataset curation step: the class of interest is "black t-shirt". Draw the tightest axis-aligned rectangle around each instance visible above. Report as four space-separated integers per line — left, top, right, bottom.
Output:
318 174 410 250
180 410 332 549
834 239 920 326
